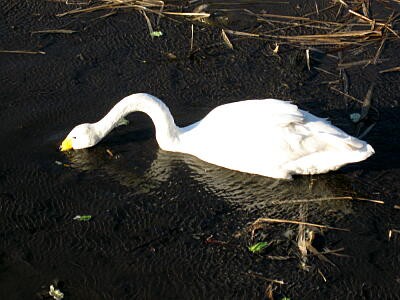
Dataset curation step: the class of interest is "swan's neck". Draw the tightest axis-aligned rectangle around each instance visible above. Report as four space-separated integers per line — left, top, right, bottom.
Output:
94 93 181 151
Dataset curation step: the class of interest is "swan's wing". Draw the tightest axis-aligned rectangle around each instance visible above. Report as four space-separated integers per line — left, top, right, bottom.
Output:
193 99 304 130
179 99 306 167
300 111 366 151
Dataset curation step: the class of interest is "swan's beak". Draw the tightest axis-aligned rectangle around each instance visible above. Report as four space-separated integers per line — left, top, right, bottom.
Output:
60 137 73 151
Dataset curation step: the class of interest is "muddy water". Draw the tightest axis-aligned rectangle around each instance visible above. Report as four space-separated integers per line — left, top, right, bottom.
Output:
1 1 400 299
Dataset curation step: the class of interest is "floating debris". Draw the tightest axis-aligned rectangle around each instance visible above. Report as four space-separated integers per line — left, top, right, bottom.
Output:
248 241 270 253
106 149 114 157
150 31 163 37
272 43 280 54
54 160 70 167
166 52 177 60
389 229 400 240
350 113 361 123
204 235 228 246
49 285 64 300
57 1 399 48
73 215 92 221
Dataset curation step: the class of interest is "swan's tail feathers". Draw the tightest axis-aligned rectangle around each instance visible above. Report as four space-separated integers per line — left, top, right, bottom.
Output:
340 139 375 163
344 136 364 149
363 143 375 159
334 135 375 162
317 132 373 153
343 136 375 158
284 142 375 176
367 143 375 154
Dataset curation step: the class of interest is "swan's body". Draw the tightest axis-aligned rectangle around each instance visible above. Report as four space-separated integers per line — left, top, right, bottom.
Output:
60 93 374 179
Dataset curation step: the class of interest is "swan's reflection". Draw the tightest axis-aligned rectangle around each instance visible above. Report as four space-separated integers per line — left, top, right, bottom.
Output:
65 144 361 216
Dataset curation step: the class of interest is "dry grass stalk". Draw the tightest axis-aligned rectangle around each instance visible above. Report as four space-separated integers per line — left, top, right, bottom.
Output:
31 29 77 34
140 10 154 37
224 29 259 38
96 10 118 19
251 217 350 232
296 210 338 268
353 8 399 38
56 0 398 49
318 268 327 282
337 58 387 69
360 83 375 120
314 67 338 77
306 242 336 266
388 229 400 240
297 208 308 268
330 86 364 105
260 30 383 46
303 2 338 18
266 255 293 260
57 0 167 17
106 149 114 157
331 85 381 119
379 66 400 73
0 50 46 54
221 29 233 49
225 29 381 46
373 38 386 64
271 196 384 205
190 24 194 52
246 271 285 285
281 30 381 39
258 13 348 25
265 284 274 300
358 123 376 139
337 0 349 8
319 247 348 256
163 12 210 17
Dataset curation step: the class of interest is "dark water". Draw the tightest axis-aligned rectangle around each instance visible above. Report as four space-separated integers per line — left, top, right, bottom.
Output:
1 1 400 299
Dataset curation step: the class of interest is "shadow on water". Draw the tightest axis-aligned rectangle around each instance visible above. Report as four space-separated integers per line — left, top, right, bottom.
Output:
65 139 379 218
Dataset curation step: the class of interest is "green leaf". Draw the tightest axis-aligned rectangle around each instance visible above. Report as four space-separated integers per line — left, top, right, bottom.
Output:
150 31 163 37
73 215 92 221
248 241 270 253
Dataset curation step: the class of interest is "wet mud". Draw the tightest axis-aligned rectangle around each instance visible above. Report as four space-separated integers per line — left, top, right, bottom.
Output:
1 1 400 299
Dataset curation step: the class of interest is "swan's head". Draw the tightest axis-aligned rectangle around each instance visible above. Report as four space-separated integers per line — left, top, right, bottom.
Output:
60 123 99 151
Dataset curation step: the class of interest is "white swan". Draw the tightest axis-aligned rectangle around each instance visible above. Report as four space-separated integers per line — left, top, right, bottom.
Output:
60 93 374 179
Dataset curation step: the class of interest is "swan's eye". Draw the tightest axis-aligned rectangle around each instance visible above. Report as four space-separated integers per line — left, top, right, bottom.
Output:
72 137 77 139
